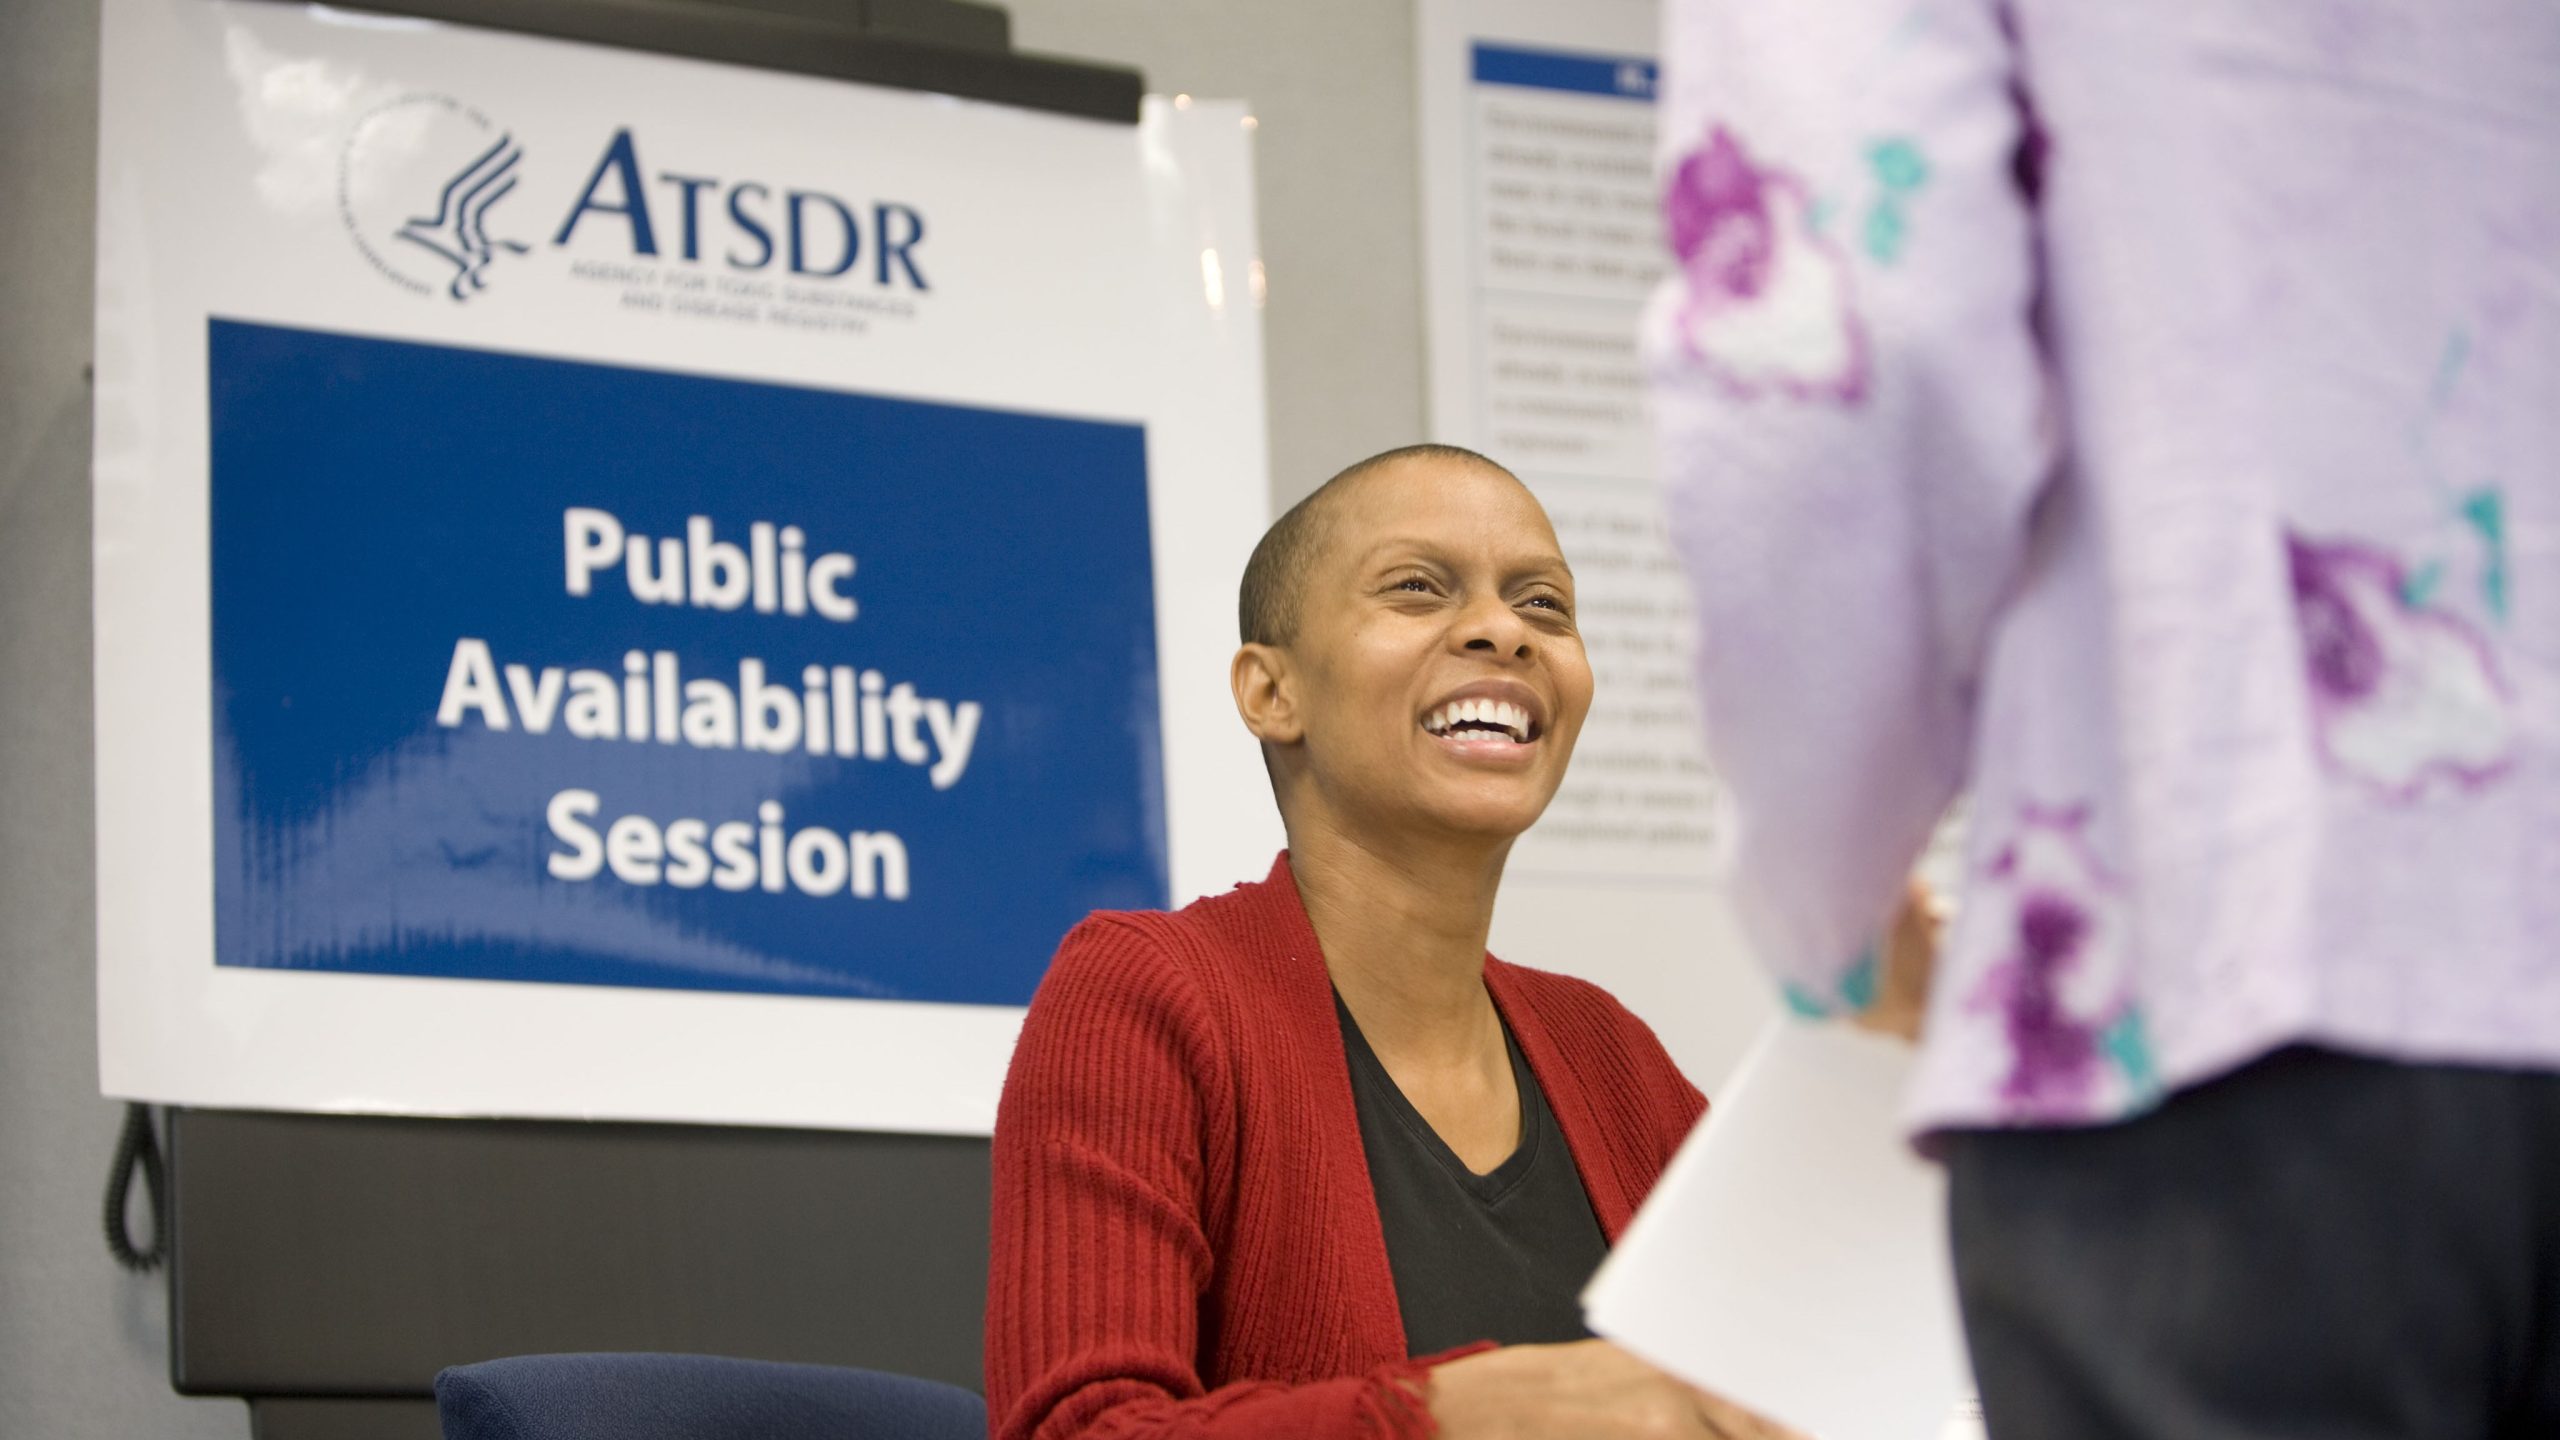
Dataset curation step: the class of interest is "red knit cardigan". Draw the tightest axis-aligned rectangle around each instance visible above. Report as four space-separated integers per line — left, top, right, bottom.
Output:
986 854 1707 1440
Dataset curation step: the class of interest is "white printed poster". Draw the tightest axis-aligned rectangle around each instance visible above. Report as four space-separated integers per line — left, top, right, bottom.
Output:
1418 0 1779 1091
92 0 1279 1134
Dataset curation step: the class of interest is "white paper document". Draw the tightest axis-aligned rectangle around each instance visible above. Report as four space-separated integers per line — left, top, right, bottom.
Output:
1584 1021 1980 1440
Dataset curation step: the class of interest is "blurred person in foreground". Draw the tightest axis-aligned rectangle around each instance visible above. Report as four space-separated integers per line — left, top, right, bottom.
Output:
985 445 1793 1440
1647 0 2558 1435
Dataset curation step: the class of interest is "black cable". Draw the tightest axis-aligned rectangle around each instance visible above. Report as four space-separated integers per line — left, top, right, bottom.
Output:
104 1102 167 1272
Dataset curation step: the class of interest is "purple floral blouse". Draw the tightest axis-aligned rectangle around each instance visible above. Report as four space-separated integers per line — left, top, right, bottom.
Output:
1647 0 2559 1131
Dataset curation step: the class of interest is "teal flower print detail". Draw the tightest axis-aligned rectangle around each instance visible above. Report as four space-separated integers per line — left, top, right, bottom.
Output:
1862 139 1929 264
1838 948 1881 1012
2459 488 2508 622
2099 1009 2160 1103
1870 139 1929 192
1784 945 1881 1019
1863 205 1908 265
2402 560 2445 608
2429 328 2470 408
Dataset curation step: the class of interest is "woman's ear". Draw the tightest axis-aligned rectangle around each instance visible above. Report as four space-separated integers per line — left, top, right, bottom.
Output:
1230 643 1304 745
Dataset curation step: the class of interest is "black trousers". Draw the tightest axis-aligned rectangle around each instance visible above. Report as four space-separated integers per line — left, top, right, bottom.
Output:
1944 1048 2560 1440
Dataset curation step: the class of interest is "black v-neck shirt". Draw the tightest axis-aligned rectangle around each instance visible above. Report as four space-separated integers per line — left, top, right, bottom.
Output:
1335 993 1610 1356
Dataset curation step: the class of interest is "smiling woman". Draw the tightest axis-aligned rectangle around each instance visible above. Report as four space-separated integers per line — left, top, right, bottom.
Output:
985 446 1783 1440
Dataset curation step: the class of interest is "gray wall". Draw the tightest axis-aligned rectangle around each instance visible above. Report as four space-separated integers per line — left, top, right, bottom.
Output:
0 1 1423 1434
1008 0 1429 503
1 1 248 1433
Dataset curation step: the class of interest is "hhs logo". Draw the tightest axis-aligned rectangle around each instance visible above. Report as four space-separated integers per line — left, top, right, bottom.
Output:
342 97 930 302
340 95 530 303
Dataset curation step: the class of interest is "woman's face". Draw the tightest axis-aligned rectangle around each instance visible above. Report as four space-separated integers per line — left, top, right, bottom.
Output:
1281 459 1593 844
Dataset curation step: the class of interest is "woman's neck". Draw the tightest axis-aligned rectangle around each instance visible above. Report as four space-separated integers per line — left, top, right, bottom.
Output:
1285 818 1511 1067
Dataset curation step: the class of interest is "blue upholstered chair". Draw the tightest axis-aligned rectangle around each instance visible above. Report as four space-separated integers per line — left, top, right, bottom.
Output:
434 1352 987 1440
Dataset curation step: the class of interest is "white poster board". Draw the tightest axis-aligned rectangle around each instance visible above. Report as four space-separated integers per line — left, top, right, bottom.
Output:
93 0 1280 1135
1417 0 1776 1093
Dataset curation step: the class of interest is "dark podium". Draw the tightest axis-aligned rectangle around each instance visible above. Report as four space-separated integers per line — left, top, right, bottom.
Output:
167 1110 994 1440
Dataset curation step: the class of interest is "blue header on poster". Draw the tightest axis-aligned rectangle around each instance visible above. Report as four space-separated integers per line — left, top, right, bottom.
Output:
208 318 1168 1007
1469 43 1658 102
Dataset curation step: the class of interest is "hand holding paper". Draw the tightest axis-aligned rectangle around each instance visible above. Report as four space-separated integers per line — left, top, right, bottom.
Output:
1427 1337 1798 1440
1583 1021 1976 1440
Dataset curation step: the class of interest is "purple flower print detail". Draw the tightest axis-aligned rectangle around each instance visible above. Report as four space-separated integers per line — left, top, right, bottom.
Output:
1666 129 1777 301
2295 549 2385 702
1967 802 2152 1119
1657 126 1869 405
1978 890 2114 1106
2287 530 2515 802
1981 799 2113 886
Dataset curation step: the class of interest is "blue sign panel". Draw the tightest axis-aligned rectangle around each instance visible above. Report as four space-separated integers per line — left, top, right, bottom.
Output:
209 318 1167 1005
1470 43 1658 102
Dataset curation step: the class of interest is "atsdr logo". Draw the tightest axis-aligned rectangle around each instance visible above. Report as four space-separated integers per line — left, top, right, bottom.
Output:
340 94 530 303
